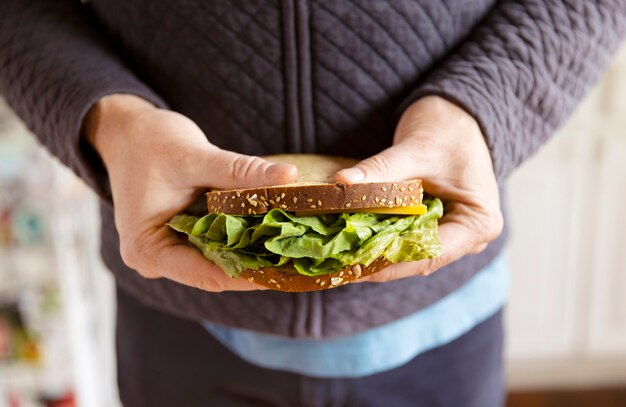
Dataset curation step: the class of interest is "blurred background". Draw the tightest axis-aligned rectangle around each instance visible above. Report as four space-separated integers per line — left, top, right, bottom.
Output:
1 44 626 407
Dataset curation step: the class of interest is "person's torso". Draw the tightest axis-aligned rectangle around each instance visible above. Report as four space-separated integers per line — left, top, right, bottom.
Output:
90 0 496 157
92 0 508 338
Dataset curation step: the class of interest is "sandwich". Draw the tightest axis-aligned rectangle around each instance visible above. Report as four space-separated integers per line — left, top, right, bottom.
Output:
167 154 443 292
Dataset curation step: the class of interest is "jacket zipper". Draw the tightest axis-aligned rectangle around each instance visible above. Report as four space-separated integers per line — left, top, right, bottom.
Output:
283 0 315 154
282 0 301 154
283 0 320 338
294 0 315 154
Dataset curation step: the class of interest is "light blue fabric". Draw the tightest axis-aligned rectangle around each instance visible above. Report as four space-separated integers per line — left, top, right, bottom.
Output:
204 252 509 378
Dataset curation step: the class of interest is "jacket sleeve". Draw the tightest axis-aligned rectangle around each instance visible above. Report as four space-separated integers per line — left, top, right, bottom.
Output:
400 0 626 181
0 0 167 199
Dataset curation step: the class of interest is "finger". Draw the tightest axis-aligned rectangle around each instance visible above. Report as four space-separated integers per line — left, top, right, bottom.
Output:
470 242 489 255
361 219 483 283
157 242 268 292
334 140 441 183
430 220 481 270
125 228 267 292
187 147 298 189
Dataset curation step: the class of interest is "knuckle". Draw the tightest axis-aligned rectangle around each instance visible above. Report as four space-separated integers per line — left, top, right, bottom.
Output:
470 243 489 255
467 204 504 245
119 239 141 270
135 267 160 279
201 275 226 292
119 236 159 278
420 258 442 276
485 210 504 242
231 155 265 182
213 280 228 292
363 154 393 178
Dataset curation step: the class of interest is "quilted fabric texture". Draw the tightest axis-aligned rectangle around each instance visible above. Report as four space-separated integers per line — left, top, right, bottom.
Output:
1 0 625 338
0 0 167 199
405 0 626 182
309 0 496 157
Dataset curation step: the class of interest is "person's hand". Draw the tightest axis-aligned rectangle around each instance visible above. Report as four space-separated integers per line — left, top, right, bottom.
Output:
83 94 298 291
335 96 503 282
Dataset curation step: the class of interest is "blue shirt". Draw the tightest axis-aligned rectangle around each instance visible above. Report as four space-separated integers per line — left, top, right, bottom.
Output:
204 252 508 378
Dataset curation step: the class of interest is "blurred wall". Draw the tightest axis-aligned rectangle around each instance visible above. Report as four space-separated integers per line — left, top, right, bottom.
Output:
506 43 626 388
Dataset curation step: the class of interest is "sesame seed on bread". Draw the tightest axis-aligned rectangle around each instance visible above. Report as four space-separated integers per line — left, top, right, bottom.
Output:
206 154 424 215
202 154 425 291
240 256 392 292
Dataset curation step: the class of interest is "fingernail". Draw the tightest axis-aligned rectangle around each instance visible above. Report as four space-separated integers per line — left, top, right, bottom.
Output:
337 168 365 182
265 163 297 179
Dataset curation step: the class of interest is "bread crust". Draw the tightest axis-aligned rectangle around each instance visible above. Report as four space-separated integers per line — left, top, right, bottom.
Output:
207 180 423 215
239 257 392 292
204 155 420 291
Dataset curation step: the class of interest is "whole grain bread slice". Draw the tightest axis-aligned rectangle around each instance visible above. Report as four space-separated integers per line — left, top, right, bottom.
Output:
240 256 391 292
206 154 424 215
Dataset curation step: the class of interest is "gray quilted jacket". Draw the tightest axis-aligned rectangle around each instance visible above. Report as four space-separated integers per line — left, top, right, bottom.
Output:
1 0 625 338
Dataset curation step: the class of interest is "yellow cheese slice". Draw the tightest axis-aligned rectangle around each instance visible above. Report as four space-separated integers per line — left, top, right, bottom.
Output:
295 204 427 217
353 204 427 215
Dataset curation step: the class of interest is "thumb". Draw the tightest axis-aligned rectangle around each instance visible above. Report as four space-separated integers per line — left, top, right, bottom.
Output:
191 147 298 189
335 140 441 183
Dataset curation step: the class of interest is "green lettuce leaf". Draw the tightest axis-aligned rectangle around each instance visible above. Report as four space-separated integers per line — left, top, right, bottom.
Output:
167 198 444 278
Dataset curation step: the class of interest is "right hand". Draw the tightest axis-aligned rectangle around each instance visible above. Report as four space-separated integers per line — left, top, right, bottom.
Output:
83 94 298 292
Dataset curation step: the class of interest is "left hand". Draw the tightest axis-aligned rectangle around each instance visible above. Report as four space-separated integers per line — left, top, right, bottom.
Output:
334 96 503 282
83 94 297 292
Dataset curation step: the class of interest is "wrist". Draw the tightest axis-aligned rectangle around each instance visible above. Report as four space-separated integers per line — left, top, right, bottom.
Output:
82 94 156 162
396 96 483 146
